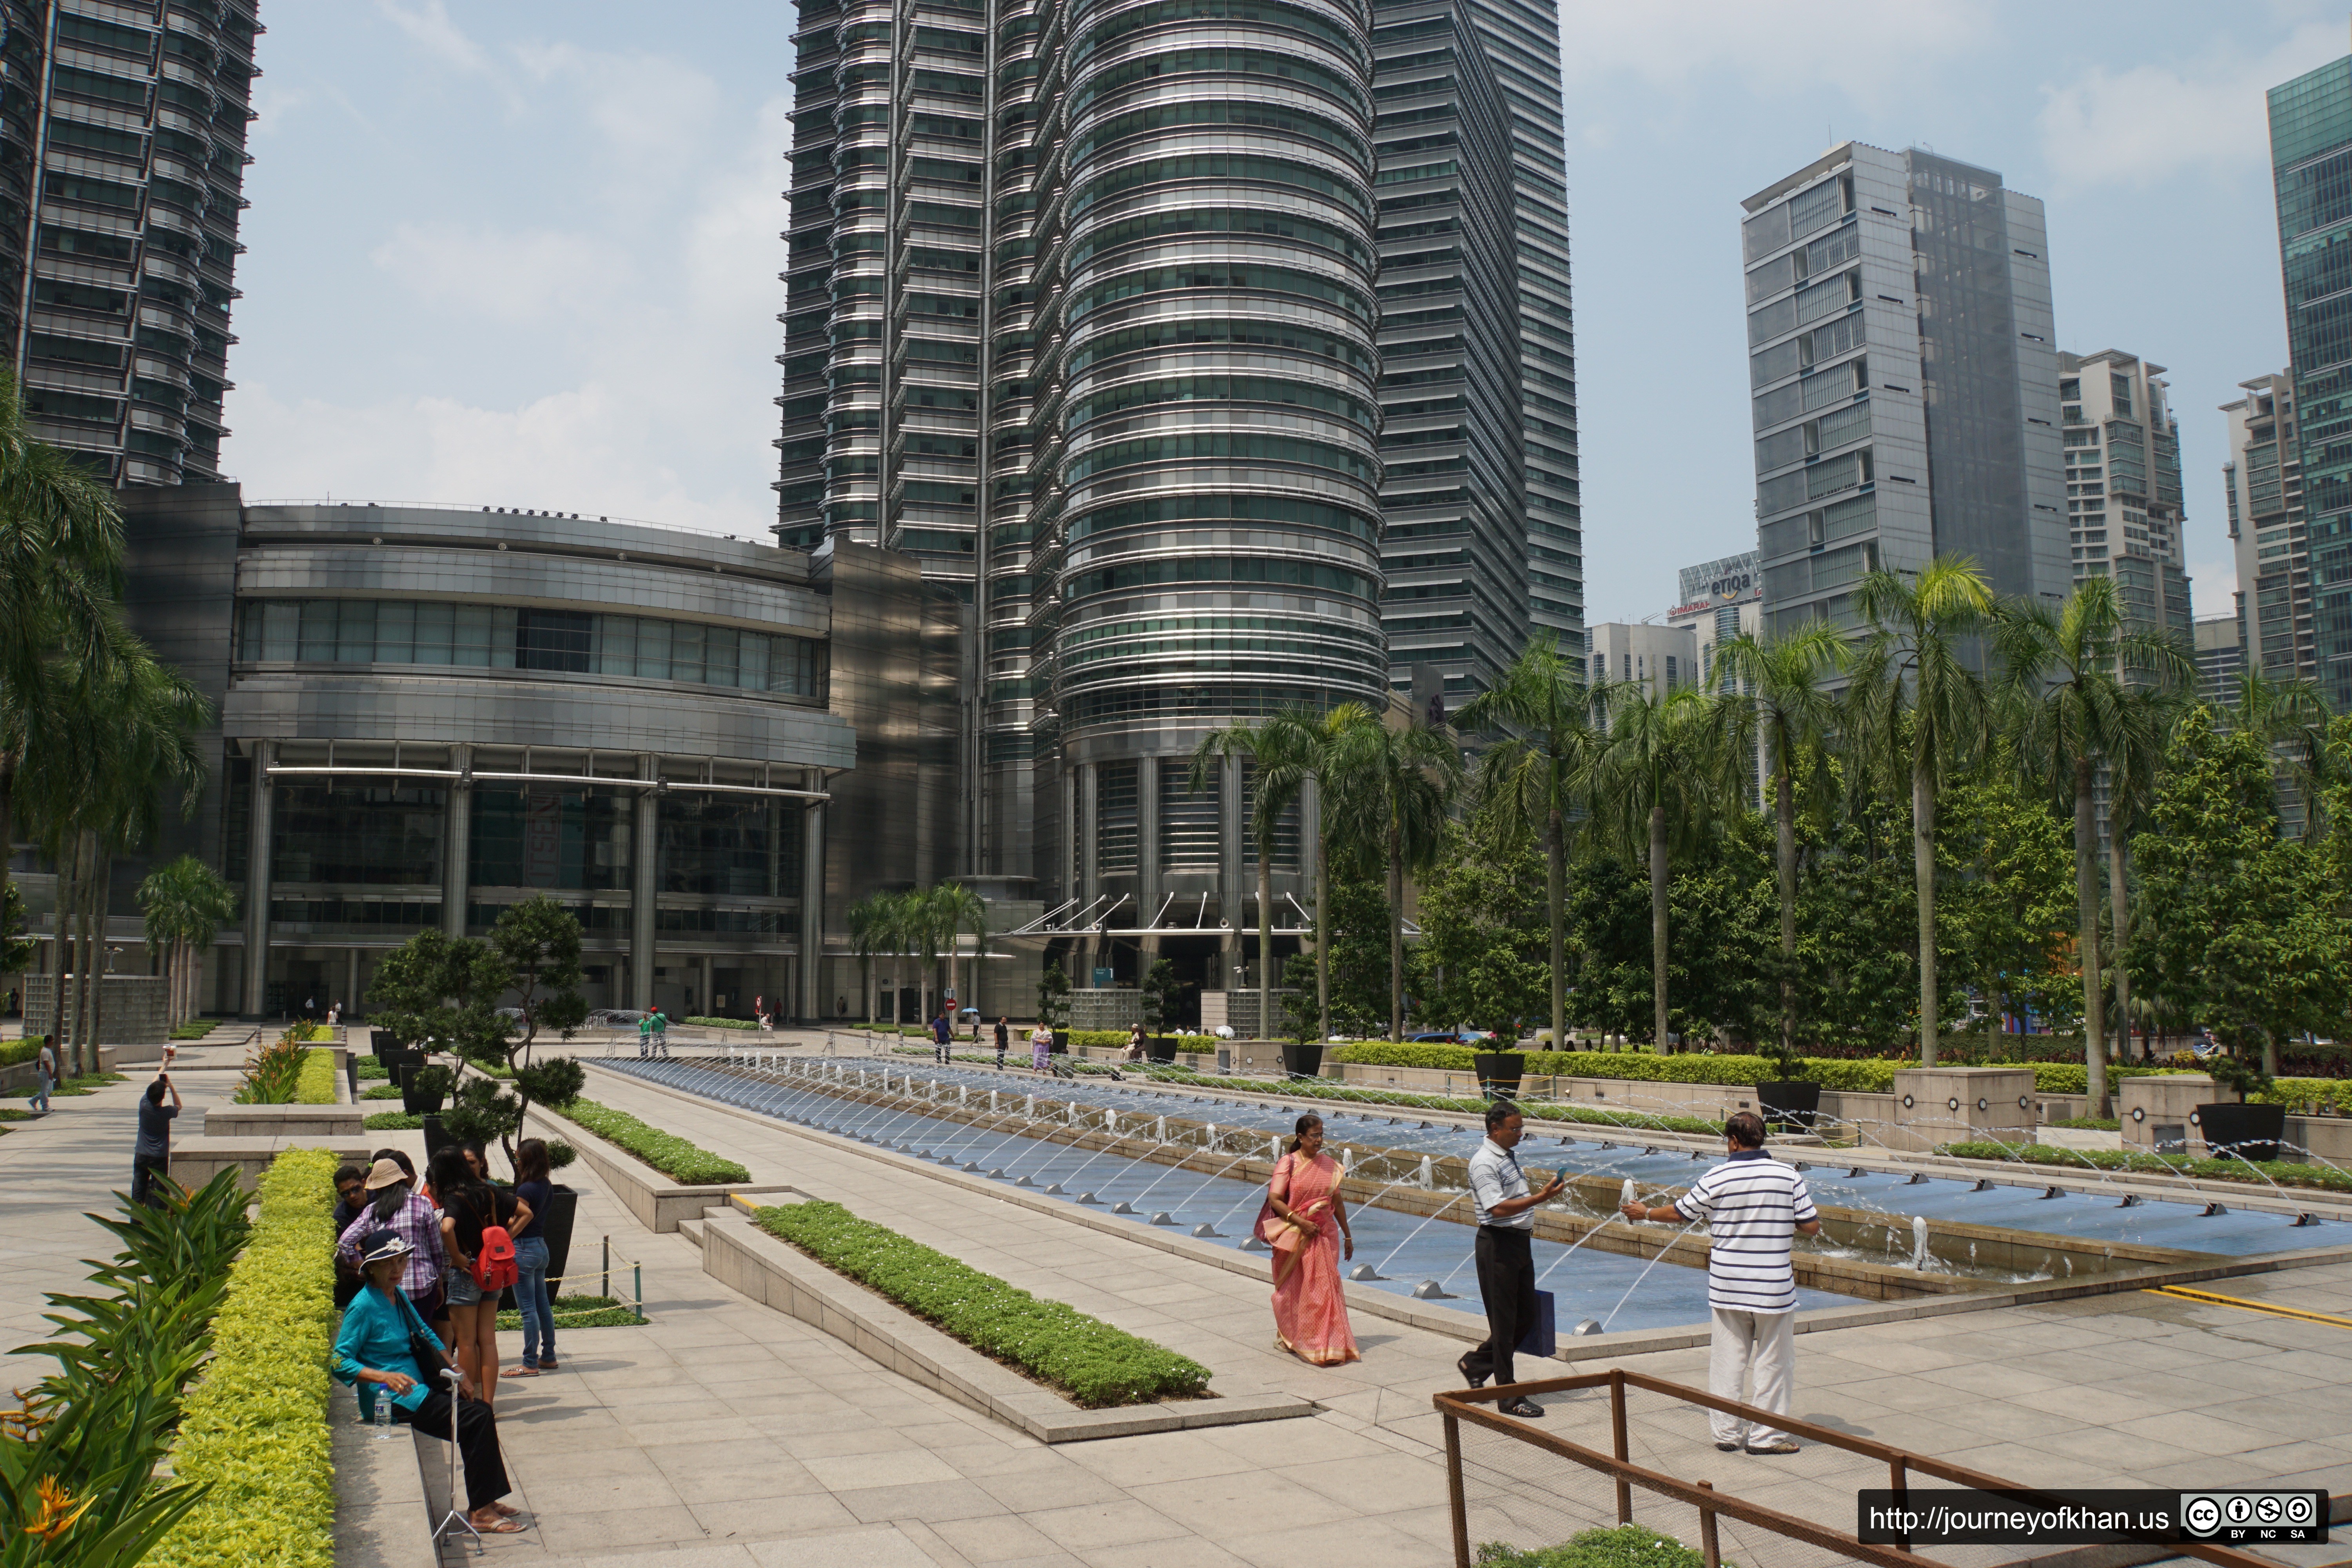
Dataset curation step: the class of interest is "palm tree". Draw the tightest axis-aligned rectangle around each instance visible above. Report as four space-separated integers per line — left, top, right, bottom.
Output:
934 882 988 1019
1713 623 1848 1059
1992 577 2196 1115
2225 668 2330 835
906 885 949 1022
1588 682 1737 1051
1190 717 1318 1043
1323 706 1463 1041
1848 558 1995 1067
1456 636 1608 1049
2102 685 2180 1062
845 891 893 1022
138 854 237 1028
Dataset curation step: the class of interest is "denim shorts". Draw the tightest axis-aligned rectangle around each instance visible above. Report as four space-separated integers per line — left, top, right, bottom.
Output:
445 1267 485 1308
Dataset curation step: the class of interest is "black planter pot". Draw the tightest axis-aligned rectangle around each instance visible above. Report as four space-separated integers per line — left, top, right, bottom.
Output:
1050 1030 1069 1054
1146 1036 1178 1064
1280 1043 1325 1079
1757 1080 1822 1131
1474 1051 1528 1100
400 1075 446 1116
499 1184 580 1310
2196 1102 2286 1163
421 1114 452 1163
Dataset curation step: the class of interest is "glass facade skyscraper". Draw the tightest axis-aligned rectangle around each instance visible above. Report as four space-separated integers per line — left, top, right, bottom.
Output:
2266 56 2352 711
3 0 260 486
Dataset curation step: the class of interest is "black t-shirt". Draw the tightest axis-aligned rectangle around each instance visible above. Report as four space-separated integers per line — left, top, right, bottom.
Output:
994 1022 1009 1045
134 1099 178 1160
513 1179 551 1241
441 1184 519 1259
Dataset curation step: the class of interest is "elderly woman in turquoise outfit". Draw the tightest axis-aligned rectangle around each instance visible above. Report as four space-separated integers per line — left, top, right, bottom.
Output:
332 1228 526 1536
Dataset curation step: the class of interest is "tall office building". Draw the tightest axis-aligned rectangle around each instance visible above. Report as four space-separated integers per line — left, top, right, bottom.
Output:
2220 371 2309 682
1666 550 1761 690
1368 0 1526 700
1742 145 2069 630
2266 58 2352 709
2057 350 2191 641
4 0 260 486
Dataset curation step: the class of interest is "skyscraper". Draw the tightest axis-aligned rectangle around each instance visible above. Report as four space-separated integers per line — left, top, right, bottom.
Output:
5 0 260 486
1743 144 2068 630
2058 349 2191 642
2266 56 2352 709
2220 371 2309 681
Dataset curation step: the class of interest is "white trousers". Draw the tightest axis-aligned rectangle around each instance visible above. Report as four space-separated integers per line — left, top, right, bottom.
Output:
1707 1308 1794 1447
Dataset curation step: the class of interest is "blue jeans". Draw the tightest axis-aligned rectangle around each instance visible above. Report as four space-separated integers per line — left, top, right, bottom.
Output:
33 1071 50 1112
513 1236 555 1367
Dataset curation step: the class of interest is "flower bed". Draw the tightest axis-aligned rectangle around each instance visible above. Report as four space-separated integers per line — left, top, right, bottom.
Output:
1938 1140 2352 1192
150 1148 339 1568
754 1200 1209 1406
294 1048 338 1105
1477 1526 1710 1568
548 1097 751 1184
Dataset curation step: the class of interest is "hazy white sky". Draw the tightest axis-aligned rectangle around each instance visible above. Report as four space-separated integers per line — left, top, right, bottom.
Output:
226 1 2347 622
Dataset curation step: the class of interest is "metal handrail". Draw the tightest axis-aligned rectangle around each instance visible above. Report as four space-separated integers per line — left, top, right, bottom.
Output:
1434 1369 2277 1568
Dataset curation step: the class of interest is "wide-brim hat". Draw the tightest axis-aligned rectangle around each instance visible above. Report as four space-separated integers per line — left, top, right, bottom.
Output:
361 1157 409 1192
356 1227 414 1267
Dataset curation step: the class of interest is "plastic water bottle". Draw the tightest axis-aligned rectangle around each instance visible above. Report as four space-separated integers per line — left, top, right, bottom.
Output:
371 1393 396 1439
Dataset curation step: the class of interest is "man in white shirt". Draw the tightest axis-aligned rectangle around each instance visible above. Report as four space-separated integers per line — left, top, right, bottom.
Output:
1624 1110 1819 1454
1459 1102 1565 1418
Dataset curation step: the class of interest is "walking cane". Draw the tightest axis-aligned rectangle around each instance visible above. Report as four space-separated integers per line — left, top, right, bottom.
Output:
426 1367 484 1555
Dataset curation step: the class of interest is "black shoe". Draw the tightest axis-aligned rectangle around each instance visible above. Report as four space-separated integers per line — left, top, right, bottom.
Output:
1715 1442 1740 1452
1456 1354 1486 1390
1499 1398 1544 1418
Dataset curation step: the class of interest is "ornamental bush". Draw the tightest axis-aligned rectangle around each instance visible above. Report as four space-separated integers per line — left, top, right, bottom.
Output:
293 1048 337 1105
687 1015 758 1030
1476 1526 1711 1568
755 1199 1209 1406
149 1147 339 1568
550 1098 751 1184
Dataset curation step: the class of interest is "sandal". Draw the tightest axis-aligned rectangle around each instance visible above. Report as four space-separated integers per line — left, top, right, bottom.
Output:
491 1503 523 1518
470 1516 527 1534
505 1366 541 1377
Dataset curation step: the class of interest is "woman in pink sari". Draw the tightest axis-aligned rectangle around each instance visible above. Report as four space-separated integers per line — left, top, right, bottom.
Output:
1258 1113 1360 1366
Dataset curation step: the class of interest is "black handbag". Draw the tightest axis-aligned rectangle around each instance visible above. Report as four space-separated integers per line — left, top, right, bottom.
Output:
399 1294 457 1391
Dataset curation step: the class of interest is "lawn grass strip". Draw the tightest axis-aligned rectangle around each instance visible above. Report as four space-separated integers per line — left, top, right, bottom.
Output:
753 1200 1208 1408
1938 1139 2352 1192
548 1096 751 1184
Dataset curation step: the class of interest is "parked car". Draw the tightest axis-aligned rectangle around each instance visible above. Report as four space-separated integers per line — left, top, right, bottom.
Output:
588 1008 649 1028
1406 1030 1494 1044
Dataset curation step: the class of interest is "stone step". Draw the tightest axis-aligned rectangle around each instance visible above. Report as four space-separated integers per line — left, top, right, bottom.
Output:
676 1217 707 1249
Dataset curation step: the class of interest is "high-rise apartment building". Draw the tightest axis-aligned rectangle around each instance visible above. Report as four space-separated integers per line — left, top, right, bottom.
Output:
1368 0 1526 700
2265 58 2352 707
1742 145 2069 630
2219 371 2309 682
2057 350 2191 641
1586 619 1694 701
2194 613 2245 706
4 0 260 486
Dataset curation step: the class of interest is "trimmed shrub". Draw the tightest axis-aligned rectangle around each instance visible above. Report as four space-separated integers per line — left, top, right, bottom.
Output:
1328 1043 2182 1098
293 1049 337 1105
149 1147 339 1568
362 1111 424 1130
355 1056 388 1080
495 1292 643 1330
1136 1068 1726 1134
1938 1140 2352 1192
686 1015 757 1030
0 1037 44 1067
2047 1116 2121 1131
755 1200 1209 1406
361 1082 405 1100
2259 1077 2346 1117
550 1098 751 1184
1477 1527 1710 1568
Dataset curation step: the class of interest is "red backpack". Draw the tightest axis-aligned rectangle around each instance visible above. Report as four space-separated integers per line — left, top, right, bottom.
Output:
472 1222 518 1290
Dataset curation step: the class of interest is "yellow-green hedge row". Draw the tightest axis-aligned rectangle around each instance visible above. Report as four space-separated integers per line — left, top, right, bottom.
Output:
149 1147 339 1568
294 1048 338 1105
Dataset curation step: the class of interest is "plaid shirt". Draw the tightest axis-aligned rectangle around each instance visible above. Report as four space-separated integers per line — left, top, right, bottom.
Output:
336 1192 447 1298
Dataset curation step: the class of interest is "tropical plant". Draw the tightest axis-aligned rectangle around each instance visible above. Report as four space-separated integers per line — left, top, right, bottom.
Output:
2100 685 2180 1062
2224 667 2330 835
1712 622 1847 1058
1190 714 1319 1045
1991 576 2196 1114
931 881 987 1016
229 1028 310 1105
1847 557 1996 1066
1411 820 1548 1039
1323 705 1463 1039
1456 635 1608 1047
1140 958 1182 1033
136 855 237 1030
846 891 891 1022
1035 958 1071 1031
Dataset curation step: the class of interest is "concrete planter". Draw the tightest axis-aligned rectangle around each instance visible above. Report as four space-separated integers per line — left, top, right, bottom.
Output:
522 1103 791 1233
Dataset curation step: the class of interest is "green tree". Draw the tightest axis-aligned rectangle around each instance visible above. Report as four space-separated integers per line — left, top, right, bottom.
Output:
1324 708 1463 1039
2100 686 2180 1060
1301 873 1396 1037
0 877 30 978
1849 557 1996 1066
1991 575 2195 1112
136 854 238 1028
1934 755 2078 1040
1191 713 1319 1046
931 882 987 1016
2127 708 2351 1076
1713 622 1847 1058
1411 822 1549 1038
1035 958 1071 1030
2225 668 2330 836
1456 635 1608 1047
846 891 892 1021
1588 682 1737 1051
1140 958 1183 1033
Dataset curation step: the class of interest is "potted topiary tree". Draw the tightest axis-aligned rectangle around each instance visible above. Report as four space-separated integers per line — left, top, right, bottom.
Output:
1754 1035 1819 1132
2197 1051 2283 1163
1141 958 1182 1062
401 1062 452 1116
1037 959 1072 1054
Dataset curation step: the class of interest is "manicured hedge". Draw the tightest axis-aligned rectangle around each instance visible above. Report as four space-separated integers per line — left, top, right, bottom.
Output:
495 1291 643 1330
2047 1116 2121 1131
755 1199 1209 1406
150 1147 339 1568
0 1037 42 1067
1477 1526 1709 1568
362 1111 423 1130
1938 1140 2352 1192
355 1055 388 1080
687 1015 758 1030
2261 1077 2346 1116
1329 1042 2186 1098
550 1097 751 1184
1138 1067 1727 1134
294 1048 337 1105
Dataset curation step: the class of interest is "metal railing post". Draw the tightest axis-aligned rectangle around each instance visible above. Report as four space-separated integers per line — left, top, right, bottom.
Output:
1697 1481 1720 1568
1890 1454 1910 1555
1444 1411 1470 1568
1610 1370 1633 1524
602 1234 611 1299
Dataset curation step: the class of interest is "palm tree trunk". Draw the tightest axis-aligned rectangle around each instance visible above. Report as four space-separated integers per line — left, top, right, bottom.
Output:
1257 854 1273 1042
1387 816 1404 1043
2107 831 2134 1062
2071 759 2108 1115
1649 803 1670 1052
53 836 77 1071
91 847 111 1067
1314 824 1330 1040
1775 755 1797 1059
1913 766 1939 1068
1546 807 1565 1049
0 748 15 974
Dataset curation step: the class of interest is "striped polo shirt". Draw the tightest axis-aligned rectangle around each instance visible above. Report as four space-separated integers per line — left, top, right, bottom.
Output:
1671 1149 1818 1313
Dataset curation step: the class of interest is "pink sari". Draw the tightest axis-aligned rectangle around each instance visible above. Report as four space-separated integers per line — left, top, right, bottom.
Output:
1256 1152 1360 1367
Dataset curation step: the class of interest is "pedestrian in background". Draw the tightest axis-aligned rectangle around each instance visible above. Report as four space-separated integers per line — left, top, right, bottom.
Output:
1029 1021 1053 1074
1624 1109 1819 1455
1459 1102 1563 1418
653 1007 671 1057
131 1072 183 1207
32 1034 56 1112
932 1009 953 1064
505 1138 560 1376
332 1163 370 1310
994 1016 1009 1069
338 1154 452 1341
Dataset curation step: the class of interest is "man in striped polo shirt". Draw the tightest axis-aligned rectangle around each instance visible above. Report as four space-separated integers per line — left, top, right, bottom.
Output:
1622 1110 1819 1454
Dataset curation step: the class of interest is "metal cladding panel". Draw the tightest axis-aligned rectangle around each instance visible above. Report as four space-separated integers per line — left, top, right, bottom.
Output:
813 541 932 913
244 506 809 582
220 673 857 769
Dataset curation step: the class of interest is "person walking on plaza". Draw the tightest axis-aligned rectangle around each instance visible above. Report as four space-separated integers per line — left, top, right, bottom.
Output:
1256 1113 1359 1365
32 1034 55 1112
1459 1102 1564 1417
332 1228 526 1535
932 1008 953 1064
1029 1021 1053 1074
1622 1109 1820 1455
653 1007 671 1057
993 1016 1009 1069
131 1072 183 1207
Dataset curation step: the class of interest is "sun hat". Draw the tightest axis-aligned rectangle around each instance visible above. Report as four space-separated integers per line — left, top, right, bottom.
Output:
361 1156 409 1192
356 1227 414 1267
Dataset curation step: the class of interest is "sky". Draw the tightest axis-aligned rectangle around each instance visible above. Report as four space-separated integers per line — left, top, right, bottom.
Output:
225 0 2350 623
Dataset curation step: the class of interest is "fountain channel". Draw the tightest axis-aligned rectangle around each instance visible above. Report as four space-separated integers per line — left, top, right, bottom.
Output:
601 1057 2345 1335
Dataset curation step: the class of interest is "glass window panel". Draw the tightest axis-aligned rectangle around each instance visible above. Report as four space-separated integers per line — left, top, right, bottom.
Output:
492 607 517 667
596 615 636 675
670 622 705 684
269 780 447 886
297 600 338 662
705 626 739 688
635 618 671 680
740 632 770 691
336 599 377 662
452 604 494 667
413 601 455 664
376 601 415 663
260 601 297 659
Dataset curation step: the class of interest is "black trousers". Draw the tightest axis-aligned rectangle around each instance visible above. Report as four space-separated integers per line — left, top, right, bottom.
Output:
1464 1225 1538 1389
403 1390 511 1511
131 1154 169 1209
